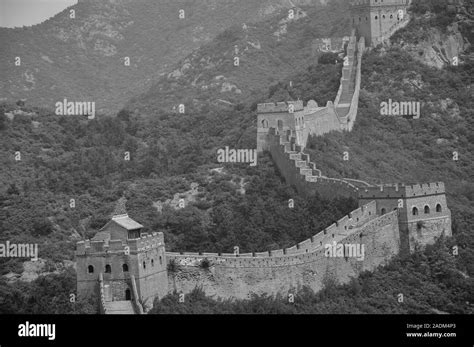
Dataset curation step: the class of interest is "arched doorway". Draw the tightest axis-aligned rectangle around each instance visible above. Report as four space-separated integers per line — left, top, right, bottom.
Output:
125 289 131 301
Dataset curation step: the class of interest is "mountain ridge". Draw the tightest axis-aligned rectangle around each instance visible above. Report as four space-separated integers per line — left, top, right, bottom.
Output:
0 0 328 114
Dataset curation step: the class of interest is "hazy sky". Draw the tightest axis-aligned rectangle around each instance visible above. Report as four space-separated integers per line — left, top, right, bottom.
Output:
0 0 78 28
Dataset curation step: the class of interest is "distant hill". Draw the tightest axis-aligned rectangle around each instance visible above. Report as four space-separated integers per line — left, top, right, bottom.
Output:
0 0 328 115
126 0 350 115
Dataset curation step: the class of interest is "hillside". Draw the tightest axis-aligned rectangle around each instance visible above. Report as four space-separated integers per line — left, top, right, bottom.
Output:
0 0 473 315
0 0 327 115
126 0 350 115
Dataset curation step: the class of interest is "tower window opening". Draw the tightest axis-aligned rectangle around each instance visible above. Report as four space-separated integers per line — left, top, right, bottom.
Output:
436 204 442 212
143 261 146 269
87 265 94 274
122 264 129 272
105 264 111 273
412 207 419 216
159 256 162 265
151 259 154 267
381 208 386 215
424 205 430 214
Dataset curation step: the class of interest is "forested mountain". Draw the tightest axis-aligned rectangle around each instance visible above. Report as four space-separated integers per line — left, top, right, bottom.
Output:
0 0 472 314
0 0 328 114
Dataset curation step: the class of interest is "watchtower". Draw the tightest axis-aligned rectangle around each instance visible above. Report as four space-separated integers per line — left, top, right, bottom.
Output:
76 214 168 312
257 101 304 152
350 0 410 46
358 182 452 254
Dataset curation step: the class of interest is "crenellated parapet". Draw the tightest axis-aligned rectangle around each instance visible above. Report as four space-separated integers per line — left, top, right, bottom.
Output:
351 0 409 8
359 182 446 199
166 201 381 269
76 232 164 256
166 208 401 300
257 101 304 114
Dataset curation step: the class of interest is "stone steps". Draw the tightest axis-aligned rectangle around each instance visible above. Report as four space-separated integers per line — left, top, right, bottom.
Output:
295 160 308 168
289 153 301 160
104 300 135 314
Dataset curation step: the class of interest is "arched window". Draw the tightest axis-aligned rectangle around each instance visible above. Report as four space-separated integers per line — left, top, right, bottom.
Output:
381 208 386 215
436 204 442 213
143 261 146 270
151 259 154 267
375 16 378 20
412 207 419 216
87 265 94 274
122 264 129 272
390 14 393 19
424 205 430 214
105 264 111 273
382 15 386 19
261 119 268 128
159 256 162 265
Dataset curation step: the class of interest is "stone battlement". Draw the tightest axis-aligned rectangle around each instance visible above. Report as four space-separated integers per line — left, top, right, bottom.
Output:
351 0 409 8
166 201 382 269
76 232 164 256
257 101 304 114
258 31 363 152
359 182 446 199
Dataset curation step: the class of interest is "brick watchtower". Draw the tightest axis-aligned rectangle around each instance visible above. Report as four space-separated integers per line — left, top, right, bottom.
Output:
351 0 410 47
256 101 304 153
76 214 168 313
359 182 452 254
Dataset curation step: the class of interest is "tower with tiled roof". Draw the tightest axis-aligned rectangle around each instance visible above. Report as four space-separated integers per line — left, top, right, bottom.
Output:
76 213 168 313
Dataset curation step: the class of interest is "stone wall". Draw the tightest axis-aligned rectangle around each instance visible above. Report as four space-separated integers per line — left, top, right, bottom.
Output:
338 37 365 131
266 129 360 200
257 30 363 152
167 210 399 300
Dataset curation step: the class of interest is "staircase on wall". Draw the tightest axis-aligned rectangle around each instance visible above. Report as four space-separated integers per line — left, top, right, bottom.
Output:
268 128 372 200
104 301 135 314
98 272 140 315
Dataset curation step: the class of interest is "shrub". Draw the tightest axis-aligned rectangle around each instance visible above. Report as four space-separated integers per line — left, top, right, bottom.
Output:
200 258 211 269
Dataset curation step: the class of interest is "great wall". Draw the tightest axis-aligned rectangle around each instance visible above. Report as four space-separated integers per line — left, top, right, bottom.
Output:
75 0 453 313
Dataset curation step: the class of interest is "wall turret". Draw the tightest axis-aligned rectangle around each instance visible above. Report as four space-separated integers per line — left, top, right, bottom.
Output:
350 0 410 46
76 215 168 312
359 182 451 254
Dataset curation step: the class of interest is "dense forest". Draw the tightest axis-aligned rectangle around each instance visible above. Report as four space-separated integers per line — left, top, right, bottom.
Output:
0 0 472 314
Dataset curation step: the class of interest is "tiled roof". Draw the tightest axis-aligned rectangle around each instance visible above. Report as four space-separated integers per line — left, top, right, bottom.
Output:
110 214 143 230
